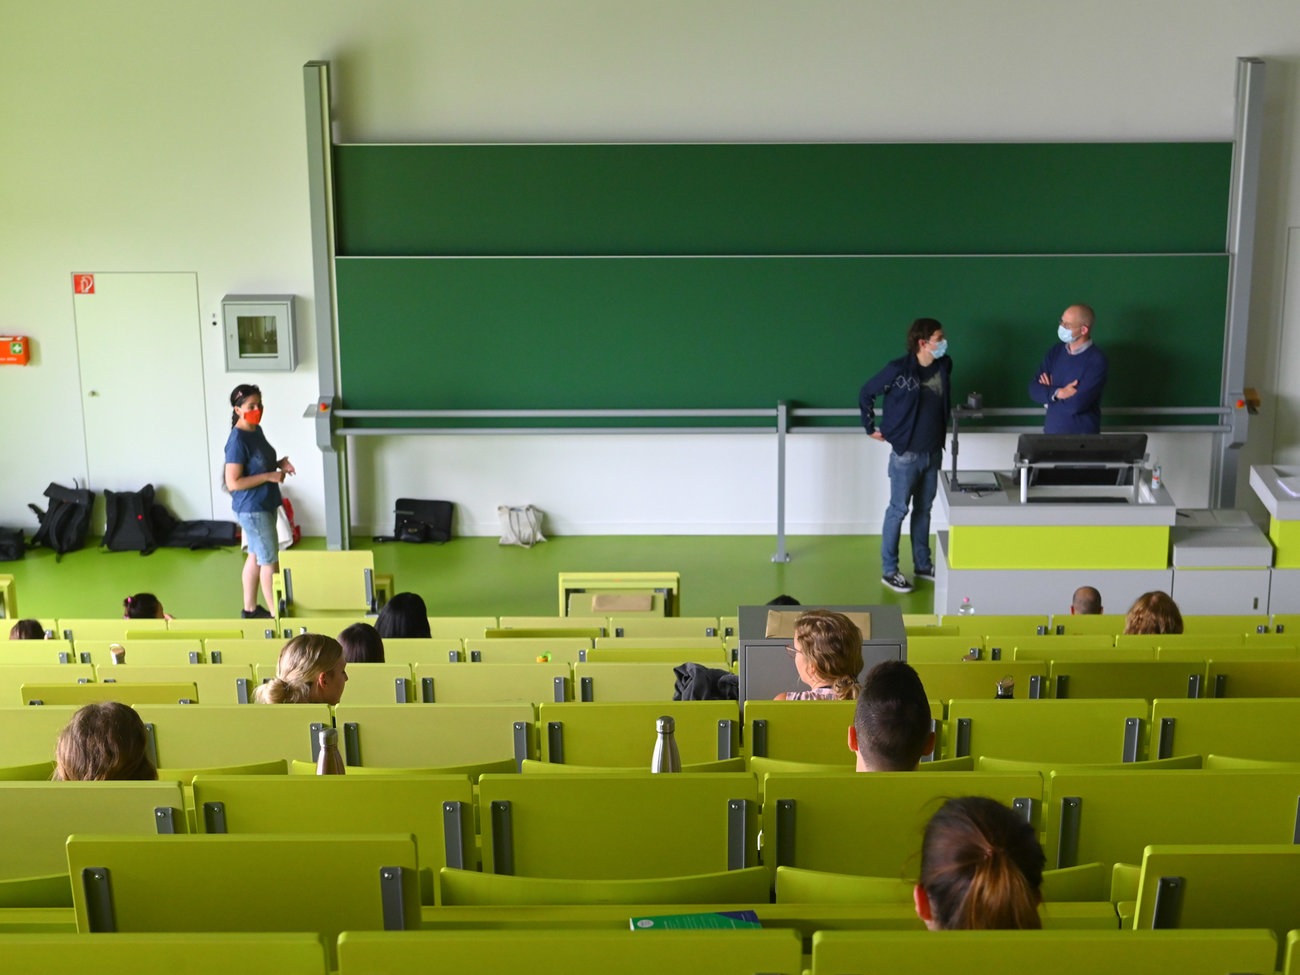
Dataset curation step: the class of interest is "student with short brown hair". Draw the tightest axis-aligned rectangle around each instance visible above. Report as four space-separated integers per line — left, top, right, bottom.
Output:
54 702 157 781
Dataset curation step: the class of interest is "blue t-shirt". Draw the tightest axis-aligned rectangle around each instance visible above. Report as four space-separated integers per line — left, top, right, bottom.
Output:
224 426 282 513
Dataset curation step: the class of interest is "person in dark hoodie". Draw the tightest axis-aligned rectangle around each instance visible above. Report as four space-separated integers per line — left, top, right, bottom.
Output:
859 317 952 594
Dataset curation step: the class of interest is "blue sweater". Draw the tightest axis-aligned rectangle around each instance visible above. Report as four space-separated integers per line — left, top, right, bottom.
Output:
859 353 952 453
1027 342 1108 435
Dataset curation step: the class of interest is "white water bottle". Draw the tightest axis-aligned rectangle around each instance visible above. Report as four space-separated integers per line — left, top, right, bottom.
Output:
958 596 975 616
650 716 682 773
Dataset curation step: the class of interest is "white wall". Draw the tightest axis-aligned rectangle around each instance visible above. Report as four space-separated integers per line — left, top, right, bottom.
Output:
3 2 1299 536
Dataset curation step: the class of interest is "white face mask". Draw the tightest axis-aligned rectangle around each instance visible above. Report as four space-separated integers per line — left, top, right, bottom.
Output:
929 339 948 358
1058 324 1079 344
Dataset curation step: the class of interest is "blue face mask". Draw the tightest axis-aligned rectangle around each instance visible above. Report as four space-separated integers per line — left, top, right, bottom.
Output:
1058 324 1077 344
929 339 948 359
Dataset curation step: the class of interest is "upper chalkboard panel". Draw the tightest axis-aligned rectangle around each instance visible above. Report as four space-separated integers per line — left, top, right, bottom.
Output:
331 141 1232 421
334 143 1231 257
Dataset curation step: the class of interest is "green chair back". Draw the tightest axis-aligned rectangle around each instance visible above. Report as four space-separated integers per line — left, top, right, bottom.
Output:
463 638 591 664
0 933 327 975
22 681 198 707
379 637 464 664
425 616 498 639
0 704 81 765
0 664 95 706
945 698 1149 763
571 661 682 702
202 638 282 668
1206 659 1300 697
912 661 1048 706
134 703 332 767
338 929 801 975
438 865 771 905
0 781 185 881
742 700 859 764
477 771 760 878
412 662 571 704
811 930 1276 975
94 663 255 705
1046 660 1206 700
537 701 739 766
332 702 535 768
1151 698 1300 762
1049 614 1127 636
605 616 721 638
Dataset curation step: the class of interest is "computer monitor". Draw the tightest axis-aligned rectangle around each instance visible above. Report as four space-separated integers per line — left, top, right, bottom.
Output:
1015 433 1148 466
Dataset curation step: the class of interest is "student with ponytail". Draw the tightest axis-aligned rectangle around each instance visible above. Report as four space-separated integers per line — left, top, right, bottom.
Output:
253 634 348 705
914 796 1045 930
224 383 294 619
774 609 864 701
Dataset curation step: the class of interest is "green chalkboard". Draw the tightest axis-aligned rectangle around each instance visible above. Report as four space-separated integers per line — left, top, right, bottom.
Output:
336 254 1227 418
331 142 1232 423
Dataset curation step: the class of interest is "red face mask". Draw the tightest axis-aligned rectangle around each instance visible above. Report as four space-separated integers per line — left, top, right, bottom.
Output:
242 408 263 426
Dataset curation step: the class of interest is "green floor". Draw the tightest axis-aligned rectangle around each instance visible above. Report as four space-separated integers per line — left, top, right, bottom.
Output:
3 535 937 621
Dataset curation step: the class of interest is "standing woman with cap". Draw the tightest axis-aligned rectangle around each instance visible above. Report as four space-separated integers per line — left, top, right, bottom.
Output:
224 384 294 619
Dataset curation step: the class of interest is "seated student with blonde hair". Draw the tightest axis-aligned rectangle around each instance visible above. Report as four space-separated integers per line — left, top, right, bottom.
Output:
54 701 158 781
775 609 863 700
914 796 1045 930
1123 590 1183 635
254 633 348 705
848 660 934 771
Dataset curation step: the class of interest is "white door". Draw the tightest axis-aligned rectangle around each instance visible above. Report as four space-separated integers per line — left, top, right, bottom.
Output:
72 272 212 520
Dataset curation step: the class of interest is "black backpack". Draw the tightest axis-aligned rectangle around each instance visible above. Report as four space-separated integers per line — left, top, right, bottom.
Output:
375 498 453 544
163 519 241 550
0 527 24 562
28 482 95 558
103 485 160 555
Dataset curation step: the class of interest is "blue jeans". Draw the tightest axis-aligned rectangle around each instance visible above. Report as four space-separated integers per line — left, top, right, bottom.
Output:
237 509 280 567
881 448 942 576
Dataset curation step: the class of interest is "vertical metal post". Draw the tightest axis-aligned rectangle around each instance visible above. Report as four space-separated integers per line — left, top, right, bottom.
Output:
1213 57 1265 507
303 60 349 550
772 400 790 563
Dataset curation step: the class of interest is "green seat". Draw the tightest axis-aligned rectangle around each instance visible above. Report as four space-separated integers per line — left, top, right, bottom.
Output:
192 773 474 904
0 933 327 975
134 703 332 767
0 642 77 666
537 701 739 766
333 703 535 768
425 616 498 639
905 635 985 663
202 638 283 668
380 637 464 665
990 634 1116 659
1014 644 1154 663
775 862 1109 903
743 700 860 764
580 645 730 665
810 930 1276 975
978 754 1201 779
1134 844 1300 968
463 638 591 664
572 661 682 702
946 698 1149 763
1205 659 1300 697
521 757 747 774
168 618 284 640
605 616 721 638
66 833 420 968
477 771 759 877
1050 614 1128 636
56 618 167 642
157 759 287 787
760 771 1042 883
1180 614 1270 635
23 681 198 707
0 705 82 765
0 781 186 882
937 614 1052 636
438 865 771 905
272 550 387 617
0 872 73 909
1045 769 1300 870
257 661 414 705
75 640 205 666
1151 698 1300 762
94 663 255 705
912 661 1048 705
271 615 370 638
0 760 56 781
338 929 800 975
412 662 571 704
1046 660 1206 700
0 664 94 707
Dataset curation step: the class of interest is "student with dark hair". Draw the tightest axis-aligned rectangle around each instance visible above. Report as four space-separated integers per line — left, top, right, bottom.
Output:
9 619 46 640
338 621 385 664
1070 586 1103 615
224 383 294 620
775 609 863 701
374 592 431 640
860 317 952 594
848 660 934 771
123 592 168 620
54 702 158 781
1124 590 1183 635
914 796 1045 930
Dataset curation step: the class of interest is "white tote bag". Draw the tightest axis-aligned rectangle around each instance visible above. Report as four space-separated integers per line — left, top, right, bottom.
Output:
498 505 546 548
